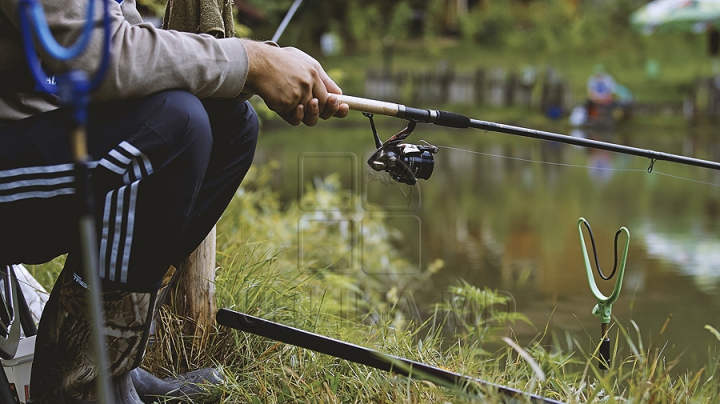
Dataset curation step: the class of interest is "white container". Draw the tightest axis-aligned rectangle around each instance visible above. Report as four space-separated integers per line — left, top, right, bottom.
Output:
2 336 35 404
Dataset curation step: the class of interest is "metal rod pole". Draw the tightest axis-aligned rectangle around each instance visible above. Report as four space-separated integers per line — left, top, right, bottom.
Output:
599 322 610 371
468 118 720 171
271 0 304 43
19 0 115 401
335 94 720 172
1 266 22 404
217 309 564 404
71 125 114 404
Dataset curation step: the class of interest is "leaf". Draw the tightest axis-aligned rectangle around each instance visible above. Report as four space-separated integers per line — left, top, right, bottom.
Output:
502 337 546 382
705 324 720 342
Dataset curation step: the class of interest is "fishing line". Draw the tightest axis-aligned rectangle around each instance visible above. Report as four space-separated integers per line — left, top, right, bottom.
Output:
651 170 720 188
437 145 648 172
336 94 720 194
365 169 418 203
436 145 720 188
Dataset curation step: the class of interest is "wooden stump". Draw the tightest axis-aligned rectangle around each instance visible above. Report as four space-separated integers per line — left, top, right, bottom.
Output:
168 226 216 341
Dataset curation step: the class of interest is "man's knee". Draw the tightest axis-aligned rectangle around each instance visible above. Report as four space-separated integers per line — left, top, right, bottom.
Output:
142 90 214 154
227 101 259 163
206 98 259 151
238 101 260 150
201 99 259 177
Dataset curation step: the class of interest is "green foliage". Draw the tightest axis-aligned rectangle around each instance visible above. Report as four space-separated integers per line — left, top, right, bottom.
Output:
19 161 720 402
438 0 648 64
215 163 434 309
345 0 382 53
439 280 531 353
423 0 445 39
387 1 414 42
24 257 63 292
142 162 720 402
341 0 417 53
130 0 712 106
459 0 514 47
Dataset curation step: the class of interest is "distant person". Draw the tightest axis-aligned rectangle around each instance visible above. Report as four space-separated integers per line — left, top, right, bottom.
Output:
587 65 616 105
585 65 617 125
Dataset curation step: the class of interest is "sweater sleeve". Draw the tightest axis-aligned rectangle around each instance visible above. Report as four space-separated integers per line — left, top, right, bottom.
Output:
0 0 249 101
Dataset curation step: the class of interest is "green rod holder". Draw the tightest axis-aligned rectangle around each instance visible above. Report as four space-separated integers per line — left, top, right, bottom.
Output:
578 217 630 370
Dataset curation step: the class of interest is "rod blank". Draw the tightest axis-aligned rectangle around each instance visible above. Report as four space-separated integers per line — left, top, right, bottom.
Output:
468 118 720 171
335 94 720 172
217 309 564 404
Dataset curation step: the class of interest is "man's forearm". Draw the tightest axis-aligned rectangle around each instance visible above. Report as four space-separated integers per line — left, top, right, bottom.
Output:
0 0 250 101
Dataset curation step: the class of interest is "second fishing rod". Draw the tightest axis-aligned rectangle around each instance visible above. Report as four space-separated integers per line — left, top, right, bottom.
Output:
335 94 720 179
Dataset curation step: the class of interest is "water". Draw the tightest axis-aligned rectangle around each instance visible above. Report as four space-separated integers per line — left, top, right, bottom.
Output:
254 116 720 372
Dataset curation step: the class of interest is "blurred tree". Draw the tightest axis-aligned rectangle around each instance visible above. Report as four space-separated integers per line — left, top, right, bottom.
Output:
134 0 656 59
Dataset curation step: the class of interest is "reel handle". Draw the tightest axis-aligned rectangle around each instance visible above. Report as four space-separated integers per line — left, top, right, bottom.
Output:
336 94 400 117
336 94 470 128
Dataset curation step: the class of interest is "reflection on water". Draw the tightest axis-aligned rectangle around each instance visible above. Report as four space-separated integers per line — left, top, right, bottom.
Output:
256 121 720 372
644 226 720 294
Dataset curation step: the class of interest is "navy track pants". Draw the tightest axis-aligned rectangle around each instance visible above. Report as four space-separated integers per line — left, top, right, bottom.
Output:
0 90 258 292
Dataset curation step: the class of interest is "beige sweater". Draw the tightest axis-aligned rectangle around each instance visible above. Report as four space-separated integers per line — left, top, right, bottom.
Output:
0 0 249 124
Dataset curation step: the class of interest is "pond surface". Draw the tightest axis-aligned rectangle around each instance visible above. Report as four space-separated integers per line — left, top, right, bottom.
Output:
254 114 720 372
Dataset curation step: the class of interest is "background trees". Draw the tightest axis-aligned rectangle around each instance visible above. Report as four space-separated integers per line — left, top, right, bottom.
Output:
137 0 650 56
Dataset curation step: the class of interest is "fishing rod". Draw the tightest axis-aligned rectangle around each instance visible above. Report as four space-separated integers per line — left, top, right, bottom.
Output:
271 0 304 43
217 309 564 404
335 94 720 185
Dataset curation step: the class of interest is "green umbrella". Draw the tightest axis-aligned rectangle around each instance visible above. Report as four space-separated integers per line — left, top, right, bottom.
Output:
631 0 720 35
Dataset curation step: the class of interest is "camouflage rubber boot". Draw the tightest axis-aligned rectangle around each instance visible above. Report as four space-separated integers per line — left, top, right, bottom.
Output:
29 269 158 403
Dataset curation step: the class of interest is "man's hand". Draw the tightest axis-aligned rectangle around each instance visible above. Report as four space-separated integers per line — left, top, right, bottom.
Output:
242 40 349 126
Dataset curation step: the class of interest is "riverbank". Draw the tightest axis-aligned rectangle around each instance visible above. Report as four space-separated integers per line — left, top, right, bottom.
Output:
23 160 720 402
132 164 720 403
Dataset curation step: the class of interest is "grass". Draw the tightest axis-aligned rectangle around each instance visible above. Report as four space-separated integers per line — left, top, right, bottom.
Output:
23 162 720 403
130 164 720 403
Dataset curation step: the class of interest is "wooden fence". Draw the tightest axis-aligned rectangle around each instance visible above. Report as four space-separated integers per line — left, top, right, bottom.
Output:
365 69 720 122
364 67 573 115
684 76 720 122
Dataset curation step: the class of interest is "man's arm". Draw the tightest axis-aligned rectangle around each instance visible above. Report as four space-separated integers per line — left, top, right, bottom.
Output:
0 0 347 125
0 0 247 98
243 41 348 126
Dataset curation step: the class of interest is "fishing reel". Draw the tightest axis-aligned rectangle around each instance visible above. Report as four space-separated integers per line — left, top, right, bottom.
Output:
364 113 438 185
